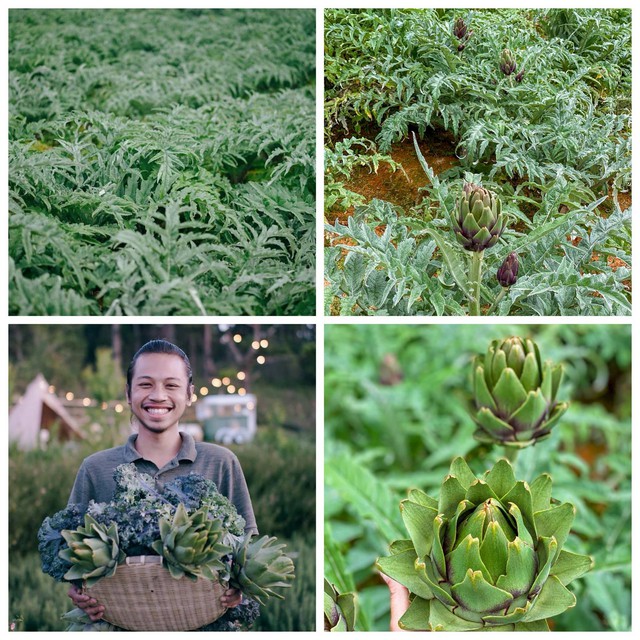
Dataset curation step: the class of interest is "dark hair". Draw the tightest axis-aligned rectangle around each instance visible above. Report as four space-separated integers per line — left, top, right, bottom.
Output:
126 339 193 390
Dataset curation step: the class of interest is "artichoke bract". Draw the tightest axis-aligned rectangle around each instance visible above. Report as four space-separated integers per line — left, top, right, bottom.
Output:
151 503 232 582
230 535 295 605
454 183 506 252
500 48 517 75
377 457 592 631
59 514 125 587
473 337 568 448
324 579 357 631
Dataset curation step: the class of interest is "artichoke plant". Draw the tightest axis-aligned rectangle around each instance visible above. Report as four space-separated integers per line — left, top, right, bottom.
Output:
324 579 357 631
496 252 519 287
230 535 295 605
152 503 232 581
453 183 506 252
377 457 592 631
500 48 517 75
59 514 125 586
472 337 569 448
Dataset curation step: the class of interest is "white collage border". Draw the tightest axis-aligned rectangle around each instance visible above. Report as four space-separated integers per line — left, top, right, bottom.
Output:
1 1 637 637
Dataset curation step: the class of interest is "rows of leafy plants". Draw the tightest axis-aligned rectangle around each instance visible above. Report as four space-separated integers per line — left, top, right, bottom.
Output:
9 9 316 315
324 9 631 316
324 324 631 631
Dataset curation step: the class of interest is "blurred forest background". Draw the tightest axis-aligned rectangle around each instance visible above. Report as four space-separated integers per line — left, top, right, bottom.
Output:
325 324 630 632
9 324 316 631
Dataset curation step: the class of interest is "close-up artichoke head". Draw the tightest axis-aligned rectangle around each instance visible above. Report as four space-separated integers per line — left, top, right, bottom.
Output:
376 457 592 631
472 337 568 448
453 183 506 252
59 514 125 586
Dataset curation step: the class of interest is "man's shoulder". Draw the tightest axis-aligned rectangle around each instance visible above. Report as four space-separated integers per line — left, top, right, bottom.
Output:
194 441 239 464
80 443 128 469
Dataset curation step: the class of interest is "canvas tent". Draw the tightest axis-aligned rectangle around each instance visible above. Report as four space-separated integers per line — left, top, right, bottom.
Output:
9 374 84 450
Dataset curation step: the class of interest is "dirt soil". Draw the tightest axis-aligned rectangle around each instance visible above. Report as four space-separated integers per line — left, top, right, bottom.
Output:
328 130 459 229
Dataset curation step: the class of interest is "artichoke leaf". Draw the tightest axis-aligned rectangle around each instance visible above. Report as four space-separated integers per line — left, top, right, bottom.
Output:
474 364 498 413
438 475 467 519
449 535 492 585
534 502 575 556
475 410 519 444
550 549 593 586
502 481 535 533
400 499 438 558
397 595 433 631
479 521 510 584
495 537 536 594
376 550 433 600
483 459 517 499
427 597 482 631
492 368 528 417
529 473 553 513
520 574 576 623
451 568 513 614
449 456 478 490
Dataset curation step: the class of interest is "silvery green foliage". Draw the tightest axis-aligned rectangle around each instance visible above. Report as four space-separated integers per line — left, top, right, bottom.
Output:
9 9 315 315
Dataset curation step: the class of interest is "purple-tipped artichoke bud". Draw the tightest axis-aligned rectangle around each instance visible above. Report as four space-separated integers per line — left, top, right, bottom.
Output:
515 68 525 82
453 182 506 252
496 251 519 287
453 17 468 40
499 48 517 76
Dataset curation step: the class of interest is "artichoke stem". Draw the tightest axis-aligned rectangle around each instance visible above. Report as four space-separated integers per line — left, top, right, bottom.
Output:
469 250 484 315
502 447 519 464
487 287 508 315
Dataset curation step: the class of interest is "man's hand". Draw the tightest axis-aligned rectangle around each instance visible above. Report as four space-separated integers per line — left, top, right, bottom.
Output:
380 573 410 632
68 584 105 621
220 588 242 609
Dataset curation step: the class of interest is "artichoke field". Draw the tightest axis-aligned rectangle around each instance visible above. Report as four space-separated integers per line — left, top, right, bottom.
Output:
377 458 592 631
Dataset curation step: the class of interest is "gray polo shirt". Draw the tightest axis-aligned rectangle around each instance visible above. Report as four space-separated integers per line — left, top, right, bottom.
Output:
68 432 257 535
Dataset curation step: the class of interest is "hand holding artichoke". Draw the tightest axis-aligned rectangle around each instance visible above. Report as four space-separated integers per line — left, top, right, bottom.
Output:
377 457 592 631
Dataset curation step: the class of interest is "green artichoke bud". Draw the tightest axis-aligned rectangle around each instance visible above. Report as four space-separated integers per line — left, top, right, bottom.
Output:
59 515 125 586
500 48 517 75
377 457 592 631
151 503 232 582
496 251 519 287
324 579 357 631
230 535 295 605
472 337 568 447
454 183 506 252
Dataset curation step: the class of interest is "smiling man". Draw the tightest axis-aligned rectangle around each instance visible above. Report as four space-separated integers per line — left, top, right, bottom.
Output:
66 339 257 622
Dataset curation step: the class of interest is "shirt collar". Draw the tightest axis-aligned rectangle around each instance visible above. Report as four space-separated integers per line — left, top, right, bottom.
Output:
123 432 197 463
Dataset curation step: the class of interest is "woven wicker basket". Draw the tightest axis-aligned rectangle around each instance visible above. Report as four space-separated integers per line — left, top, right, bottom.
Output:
84 556 227 631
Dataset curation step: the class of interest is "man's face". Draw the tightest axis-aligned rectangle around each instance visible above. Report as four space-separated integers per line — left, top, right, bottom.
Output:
126 353 193 435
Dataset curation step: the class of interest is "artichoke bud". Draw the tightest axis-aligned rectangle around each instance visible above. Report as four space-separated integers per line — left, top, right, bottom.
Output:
377 458 592 631
500 48 517 75
324 579 357 632
453 18 468 40
515 68 525 82
473 337 567 448
496 251 519 287
453 182 506 252
230 536 295 605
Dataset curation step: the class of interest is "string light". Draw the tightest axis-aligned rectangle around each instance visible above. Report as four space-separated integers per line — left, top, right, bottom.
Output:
65 392 74 401
233 334 242 343
82 397 91 407
114 403 124 413
247 402 255 411
199 387 209 396
227 385 236 394
260 339 269 348
238 388 246 396
212 378 222 387
237 371 246 381
257 355 266 365
48 385 55 394
191 393 198 402
251 340 260 350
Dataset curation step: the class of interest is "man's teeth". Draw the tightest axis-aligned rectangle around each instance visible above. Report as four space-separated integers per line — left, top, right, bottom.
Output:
146 407 170 415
